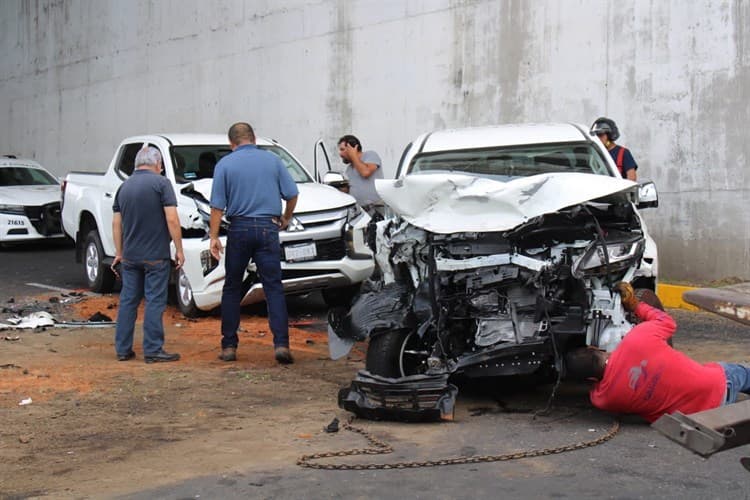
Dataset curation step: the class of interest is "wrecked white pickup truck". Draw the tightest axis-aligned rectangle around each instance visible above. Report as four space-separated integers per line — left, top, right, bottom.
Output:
61 134 374 316
333 123 660 421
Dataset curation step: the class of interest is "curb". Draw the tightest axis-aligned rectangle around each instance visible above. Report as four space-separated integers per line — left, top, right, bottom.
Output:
656 284 700 311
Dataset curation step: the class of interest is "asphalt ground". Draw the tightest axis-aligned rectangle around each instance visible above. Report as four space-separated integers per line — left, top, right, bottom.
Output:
1 242 749 499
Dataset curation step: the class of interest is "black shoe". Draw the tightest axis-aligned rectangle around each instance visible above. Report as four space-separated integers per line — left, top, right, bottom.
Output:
218 347 237 362
117 351 136 361
144 350 180 363
274 347 294 365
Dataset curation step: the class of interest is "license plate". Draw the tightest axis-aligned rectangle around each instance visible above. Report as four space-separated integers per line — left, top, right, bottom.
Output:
284 242 317 262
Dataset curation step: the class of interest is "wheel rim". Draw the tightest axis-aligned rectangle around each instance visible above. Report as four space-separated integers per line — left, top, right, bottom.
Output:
85 242 99 282
398 331 431 377
177 269 193 306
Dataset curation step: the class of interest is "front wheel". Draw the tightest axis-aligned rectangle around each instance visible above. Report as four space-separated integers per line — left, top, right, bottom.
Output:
83 230 115 293
321 284 362 308
365 330 431 378
175 268 201 318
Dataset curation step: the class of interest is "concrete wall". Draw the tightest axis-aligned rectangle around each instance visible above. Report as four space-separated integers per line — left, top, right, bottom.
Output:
1 0 748 281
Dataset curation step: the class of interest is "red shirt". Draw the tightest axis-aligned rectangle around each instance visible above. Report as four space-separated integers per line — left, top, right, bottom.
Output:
590 302 726 422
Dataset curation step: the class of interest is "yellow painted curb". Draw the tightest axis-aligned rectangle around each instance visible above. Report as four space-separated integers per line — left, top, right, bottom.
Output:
656 284 701 311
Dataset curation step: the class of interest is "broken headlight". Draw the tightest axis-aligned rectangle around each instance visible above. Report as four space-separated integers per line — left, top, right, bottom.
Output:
200 249 219 276
346 204 364 224
572 236 645 278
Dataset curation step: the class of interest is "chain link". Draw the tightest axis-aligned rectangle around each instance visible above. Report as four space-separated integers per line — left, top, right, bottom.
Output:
297 417 620 470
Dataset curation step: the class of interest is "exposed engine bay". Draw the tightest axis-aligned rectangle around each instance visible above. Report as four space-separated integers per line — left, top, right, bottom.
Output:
332 172 655 421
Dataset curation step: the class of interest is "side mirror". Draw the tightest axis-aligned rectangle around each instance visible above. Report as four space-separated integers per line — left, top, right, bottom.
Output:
323 171 350 193
637 181 658 209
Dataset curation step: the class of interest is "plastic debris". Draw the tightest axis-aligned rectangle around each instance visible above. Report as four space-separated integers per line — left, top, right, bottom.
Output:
0 311 56 330
324 417 340 433
4 335 20 341
88 312 113 322
18 397 32 406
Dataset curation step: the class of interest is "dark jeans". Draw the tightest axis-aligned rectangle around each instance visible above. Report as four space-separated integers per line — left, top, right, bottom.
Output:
221 217 289 349
115 259 171 356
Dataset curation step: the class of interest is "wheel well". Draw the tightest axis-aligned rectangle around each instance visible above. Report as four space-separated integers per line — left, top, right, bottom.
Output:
75 212 98 262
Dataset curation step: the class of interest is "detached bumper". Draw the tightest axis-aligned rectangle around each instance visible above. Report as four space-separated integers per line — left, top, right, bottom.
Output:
338 371 458 422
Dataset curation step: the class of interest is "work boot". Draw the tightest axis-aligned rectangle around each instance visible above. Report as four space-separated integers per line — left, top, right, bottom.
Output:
219 347 237 362
144 350 180 364
274 347 294 365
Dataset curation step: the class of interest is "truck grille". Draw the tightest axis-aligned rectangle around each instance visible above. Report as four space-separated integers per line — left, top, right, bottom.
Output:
24 202 62 236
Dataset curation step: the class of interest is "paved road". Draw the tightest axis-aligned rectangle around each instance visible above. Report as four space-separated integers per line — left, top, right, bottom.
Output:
0 239 82 303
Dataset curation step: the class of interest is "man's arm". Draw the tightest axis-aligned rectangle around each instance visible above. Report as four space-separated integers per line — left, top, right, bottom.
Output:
626 168 637 181
112 212 123 274
346 145 378 178
209 208 224 261
164 206 185 269
279 195 298 230
631 302 676 340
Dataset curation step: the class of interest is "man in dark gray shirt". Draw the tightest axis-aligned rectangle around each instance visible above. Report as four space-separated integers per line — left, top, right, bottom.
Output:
337 134 384 215
112 145 184 363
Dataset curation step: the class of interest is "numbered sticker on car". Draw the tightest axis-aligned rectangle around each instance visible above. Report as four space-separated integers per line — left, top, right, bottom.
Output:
7 220 25 226
284 242 317 262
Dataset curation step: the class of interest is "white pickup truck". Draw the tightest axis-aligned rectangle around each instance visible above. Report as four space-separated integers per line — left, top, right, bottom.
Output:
61 134 374 316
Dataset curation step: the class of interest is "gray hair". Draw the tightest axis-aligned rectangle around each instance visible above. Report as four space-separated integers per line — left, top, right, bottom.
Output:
134 144 162 168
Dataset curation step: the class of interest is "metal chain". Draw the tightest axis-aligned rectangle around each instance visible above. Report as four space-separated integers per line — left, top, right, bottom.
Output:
297 417 620 470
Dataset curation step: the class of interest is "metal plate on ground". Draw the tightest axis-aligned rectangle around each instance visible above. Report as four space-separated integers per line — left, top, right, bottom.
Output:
683 282 750 326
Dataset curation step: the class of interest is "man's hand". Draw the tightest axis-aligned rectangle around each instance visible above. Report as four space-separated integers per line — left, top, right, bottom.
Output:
276 215 290 231
343 143 358 162
615 281 639 312
174 249 185 270
210 237 224 261
111 255 122 278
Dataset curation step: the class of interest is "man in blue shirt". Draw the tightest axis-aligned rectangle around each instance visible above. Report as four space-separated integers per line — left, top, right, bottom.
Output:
112 145 184 363
209 122 299 364
590 117 638 180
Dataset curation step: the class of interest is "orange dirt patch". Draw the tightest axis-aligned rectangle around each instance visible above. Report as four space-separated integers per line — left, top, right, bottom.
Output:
0 294 342 406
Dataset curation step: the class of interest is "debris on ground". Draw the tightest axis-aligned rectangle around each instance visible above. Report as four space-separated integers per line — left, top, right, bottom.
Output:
324 417 340 433
18 397 33 406
4 335 20 341
87 312 113 322
0 311 56 329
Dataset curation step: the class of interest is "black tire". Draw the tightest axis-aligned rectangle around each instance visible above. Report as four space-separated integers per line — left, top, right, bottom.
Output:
322 284 361 308
634 288 672 347
83 230 115 293
366 329 430 378
175 268 201 318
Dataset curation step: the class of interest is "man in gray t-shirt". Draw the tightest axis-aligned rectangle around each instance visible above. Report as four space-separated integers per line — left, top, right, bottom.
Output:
337 134 384 211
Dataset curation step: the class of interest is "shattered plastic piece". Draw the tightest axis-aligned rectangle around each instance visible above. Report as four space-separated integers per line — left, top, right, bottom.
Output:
324 417 340 433
4 336 20 341
7 297 15 303
49 297 60 303
1 311 56 329
18 397 32 406
88 312 113 322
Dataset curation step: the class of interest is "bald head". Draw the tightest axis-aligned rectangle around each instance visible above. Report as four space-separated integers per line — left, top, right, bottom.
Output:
228 122 256 147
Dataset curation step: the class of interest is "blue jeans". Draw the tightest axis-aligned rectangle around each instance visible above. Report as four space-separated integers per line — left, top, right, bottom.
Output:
115 259 171 356
720 362 750 404
221 217 289 349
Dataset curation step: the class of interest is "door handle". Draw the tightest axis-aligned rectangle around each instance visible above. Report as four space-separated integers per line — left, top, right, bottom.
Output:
105 192 112 198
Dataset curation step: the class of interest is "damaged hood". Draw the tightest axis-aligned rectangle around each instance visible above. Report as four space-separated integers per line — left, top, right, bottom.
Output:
376 173 637 234
183 179 356 213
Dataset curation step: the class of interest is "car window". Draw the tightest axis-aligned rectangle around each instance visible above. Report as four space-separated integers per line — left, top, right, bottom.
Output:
408 142 612 180
170 145 312 184
0 166 58 186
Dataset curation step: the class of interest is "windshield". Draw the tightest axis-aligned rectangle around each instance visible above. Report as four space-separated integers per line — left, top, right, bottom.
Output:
0 166 58 186
408 142 612 180
171 145 312 184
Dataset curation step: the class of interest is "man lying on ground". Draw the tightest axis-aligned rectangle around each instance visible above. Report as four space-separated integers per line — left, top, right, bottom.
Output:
565 282 750 422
